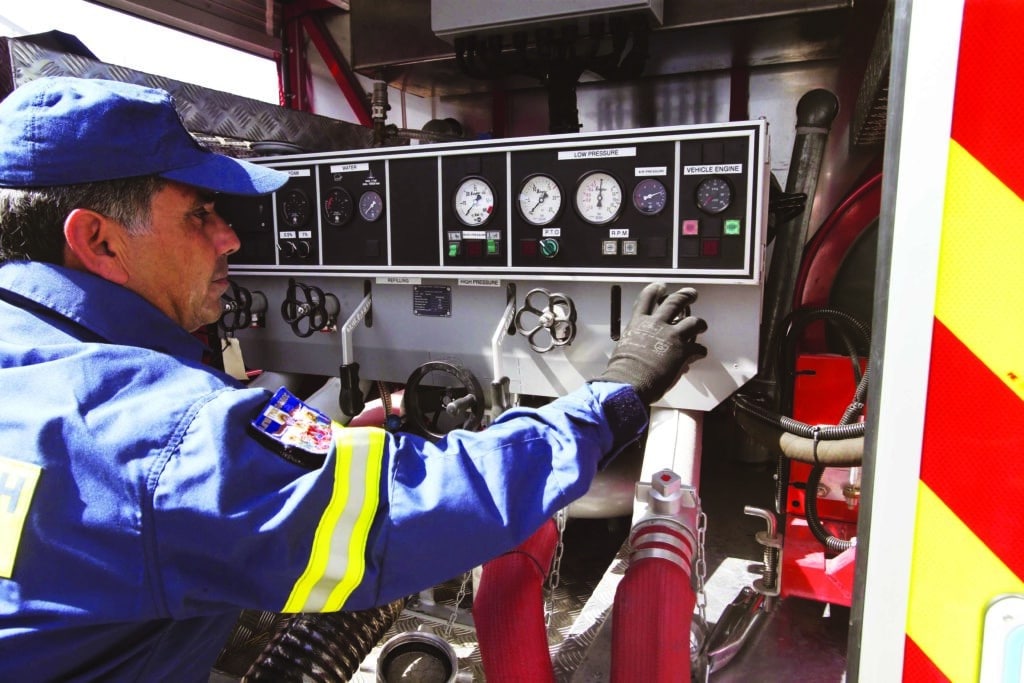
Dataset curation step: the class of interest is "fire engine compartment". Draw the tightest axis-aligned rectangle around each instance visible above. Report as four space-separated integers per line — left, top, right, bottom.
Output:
0 0 892 680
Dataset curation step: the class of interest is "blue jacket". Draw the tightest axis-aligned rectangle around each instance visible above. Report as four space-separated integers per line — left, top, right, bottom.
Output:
0 261 648 682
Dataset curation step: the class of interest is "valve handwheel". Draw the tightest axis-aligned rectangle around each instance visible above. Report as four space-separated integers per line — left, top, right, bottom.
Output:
280 278 340 338
514 288 578 353
403 360 485 440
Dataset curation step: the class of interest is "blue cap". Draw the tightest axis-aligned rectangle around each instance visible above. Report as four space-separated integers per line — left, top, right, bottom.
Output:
0 77 288 195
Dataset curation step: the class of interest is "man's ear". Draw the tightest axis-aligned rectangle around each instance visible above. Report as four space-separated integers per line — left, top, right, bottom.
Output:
62 208 130 285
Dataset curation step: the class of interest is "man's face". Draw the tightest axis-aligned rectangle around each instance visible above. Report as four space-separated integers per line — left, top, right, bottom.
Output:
123 181 240 332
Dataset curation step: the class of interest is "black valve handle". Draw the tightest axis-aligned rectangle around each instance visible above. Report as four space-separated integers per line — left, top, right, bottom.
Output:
219 280 253 334
281 279 337 338
338 362 365 418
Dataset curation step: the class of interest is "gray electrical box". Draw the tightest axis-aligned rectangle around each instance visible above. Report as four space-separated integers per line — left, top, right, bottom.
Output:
431 0 664 42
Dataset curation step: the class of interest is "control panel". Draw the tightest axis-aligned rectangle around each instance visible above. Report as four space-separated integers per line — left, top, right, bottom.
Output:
219 121 767 283
218 122 769 412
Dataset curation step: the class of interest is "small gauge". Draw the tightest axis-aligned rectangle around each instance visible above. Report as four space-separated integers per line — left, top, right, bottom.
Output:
280 188 311 227
359 190 384 222
574 171 623 225
517 174 563 226
453 176 496 226
322 187 354 226
695 176 733 215
632 178 668 216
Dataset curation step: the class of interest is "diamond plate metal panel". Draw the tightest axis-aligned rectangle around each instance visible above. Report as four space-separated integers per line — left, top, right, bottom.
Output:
1 37 373 154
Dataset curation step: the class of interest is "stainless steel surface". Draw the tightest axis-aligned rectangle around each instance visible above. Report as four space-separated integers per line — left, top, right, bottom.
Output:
431 0 664 42
0 36 372 152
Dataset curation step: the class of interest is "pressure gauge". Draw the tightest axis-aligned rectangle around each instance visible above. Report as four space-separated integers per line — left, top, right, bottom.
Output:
322 187 354 226
632 178 668 216
359 190 384 222
695 176 733 215
280 188 311 227
574 171 623 225
453 176 496 226
517 174 563 226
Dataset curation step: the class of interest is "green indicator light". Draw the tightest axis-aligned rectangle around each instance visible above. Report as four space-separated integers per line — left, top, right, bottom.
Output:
724 219 742 236
448 242 460 257
487 239 499 255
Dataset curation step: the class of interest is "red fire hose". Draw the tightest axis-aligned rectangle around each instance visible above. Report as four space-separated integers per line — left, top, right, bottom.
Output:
611 522 696 683
473 518 559 683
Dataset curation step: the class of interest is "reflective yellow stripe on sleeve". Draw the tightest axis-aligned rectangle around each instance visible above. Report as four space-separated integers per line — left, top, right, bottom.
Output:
282 425 385 612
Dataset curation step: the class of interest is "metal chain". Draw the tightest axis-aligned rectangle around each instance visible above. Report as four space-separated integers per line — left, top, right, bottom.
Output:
442 570 473 638
545 508 568 627
694 509 708 623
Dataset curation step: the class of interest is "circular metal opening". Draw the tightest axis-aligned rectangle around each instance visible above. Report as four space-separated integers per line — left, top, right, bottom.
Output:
377 631 458 683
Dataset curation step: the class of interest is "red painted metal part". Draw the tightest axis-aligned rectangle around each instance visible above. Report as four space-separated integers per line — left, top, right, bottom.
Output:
793 171 882 353
280 12 312 112
780 354 864 606
776 171 882 605
300 14 372 126
278 0 371 124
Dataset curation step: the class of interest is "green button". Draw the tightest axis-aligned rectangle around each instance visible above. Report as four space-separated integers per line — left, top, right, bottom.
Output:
448 242 460 257
724 219 742 236
486 239 499 255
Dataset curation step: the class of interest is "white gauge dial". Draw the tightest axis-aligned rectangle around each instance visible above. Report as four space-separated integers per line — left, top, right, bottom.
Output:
517 174 563 226
454 176 496 226
574 171 623 225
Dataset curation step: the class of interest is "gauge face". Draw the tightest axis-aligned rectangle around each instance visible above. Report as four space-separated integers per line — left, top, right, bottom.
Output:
632 178 668 216
695 176 733 215
517 174 563 226
359 190 384 222
574 171 623 225
322 187 354 226
280 188 311 228
453 176 496 226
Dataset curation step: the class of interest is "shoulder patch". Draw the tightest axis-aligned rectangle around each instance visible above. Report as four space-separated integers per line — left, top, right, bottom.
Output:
249 387 335 469
0 456 42 579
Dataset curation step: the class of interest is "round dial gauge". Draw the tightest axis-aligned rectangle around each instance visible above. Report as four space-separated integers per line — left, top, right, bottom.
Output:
632 178 668 216
695 176 733 215
574 171 623 225
517 174 563 226
359 190 384 222
322 187 354 226
280 188 310 228
453 176 496 226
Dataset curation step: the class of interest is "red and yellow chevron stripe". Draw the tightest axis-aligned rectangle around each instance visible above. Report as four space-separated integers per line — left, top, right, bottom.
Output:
903 1 1024 680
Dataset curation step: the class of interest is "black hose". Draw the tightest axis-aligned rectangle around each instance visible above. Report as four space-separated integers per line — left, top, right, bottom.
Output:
241 599 407 682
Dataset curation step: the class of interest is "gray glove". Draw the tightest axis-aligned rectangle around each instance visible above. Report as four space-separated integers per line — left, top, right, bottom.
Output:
594 283 708 404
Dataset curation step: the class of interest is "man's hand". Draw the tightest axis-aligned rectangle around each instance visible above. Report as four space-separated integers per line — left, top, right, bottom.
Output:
593 283 708 404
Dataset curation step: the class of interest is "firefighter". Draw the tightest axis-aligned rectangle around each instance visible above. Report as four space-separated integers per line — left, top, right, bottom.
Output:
0 77 707 681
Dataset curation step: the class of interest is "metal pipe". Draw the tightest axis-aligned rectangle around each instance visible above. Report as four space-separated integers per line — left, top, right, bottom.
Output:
758 89 840 385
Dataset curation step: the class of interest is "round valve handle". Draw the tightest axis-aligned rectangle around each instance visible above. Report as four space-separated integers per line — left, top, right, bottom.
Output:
219 281 268 334
219 280 253 334
514 288 578 353
280 278 340 338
